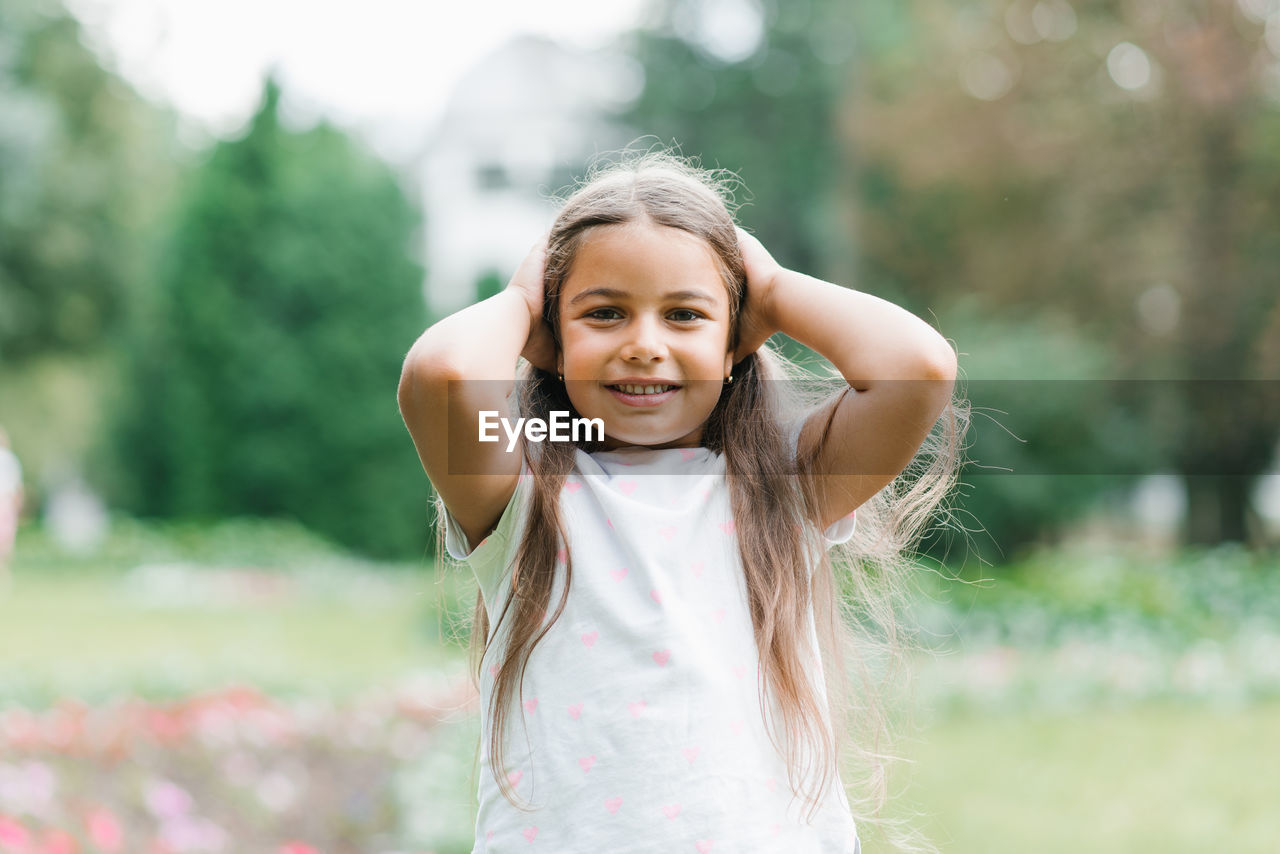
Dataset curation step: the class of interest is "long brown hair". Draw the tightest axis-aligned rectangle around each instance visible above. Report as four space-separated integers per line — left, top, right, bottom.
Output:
437 150 968 848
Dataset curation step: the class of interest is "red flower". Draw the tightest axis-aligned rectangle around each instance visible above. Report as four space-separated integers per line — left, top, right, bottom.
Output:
278 843 323 854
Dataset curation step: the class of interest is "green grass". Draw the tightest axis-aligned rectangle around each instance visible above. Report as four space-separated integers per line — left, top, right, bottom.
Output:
892 704 1280 854
0 561 472 705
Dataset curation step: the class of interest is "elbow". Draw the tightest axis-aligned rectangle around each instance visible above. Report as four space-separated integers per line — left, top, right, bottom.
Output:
396 356 419 416
917 325 958 378
922 341 958 384
397 342 462 414
915 338 958 408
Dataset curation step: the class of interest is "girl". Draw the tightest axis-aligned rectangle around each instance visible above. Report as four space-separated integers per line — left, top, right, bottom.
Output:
398 152 964 853
0 427 22 595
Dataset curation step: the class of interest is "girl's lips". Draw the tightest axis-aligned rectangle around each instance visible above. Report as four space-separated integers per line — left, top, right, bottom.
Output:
605 385 680 407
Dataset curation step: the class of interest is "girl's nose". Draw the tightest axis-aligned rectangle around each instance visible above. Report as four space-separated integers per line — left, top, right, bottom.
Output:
619 314 668 362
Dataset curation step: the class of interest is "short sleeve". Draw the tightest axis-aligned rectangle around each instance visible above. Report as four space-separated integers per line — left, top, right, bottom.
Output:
821 509 857 546
440 459 532 601
785 414 858 549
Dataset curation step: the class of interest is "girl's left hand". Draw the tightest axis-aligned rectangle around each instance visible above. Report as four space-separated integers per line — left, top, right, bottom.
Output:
733 227 783 363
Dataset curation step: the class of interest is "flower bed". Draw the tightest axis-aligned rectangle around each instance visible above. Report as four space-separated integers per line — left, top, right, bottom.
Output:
0 678 480 854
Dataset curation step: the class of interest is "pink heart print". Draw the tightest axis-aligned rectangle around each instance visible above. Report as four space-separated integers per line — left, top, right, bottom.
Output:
650 589 663 604
691 561 705 577
732 665 745 680
604 796 623 814
718 520 736 535
523 698 539 714
680 448 698 461
581 630 598 647
765 777 777 793
578 755 596 773
610 567 629 582
556 548 568 564
568 702 583 720
563 481 582 494
683 746 700 763
489 664 499 676
662 803 682 819
627 700 647 718
619 480 638 495
696 841 715 853
712 608 726 624
522 826 539 842
652 649 671 666
486 830 495 841
507 770 523 787
658 526 677 541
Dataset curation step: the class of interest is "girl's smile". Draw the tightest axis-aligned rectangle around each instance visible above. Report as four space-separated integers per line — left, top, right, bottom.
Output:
556 220 735 450
605 382 681 407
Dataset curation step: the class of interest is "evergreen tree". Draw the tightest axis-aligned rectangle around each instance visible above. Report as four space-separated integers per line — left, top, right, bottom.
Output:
107 78 431 558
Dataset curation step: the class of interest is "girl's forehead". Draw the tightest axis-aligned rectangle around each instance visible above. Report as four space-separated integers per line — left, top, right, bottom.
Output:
567 223 726 286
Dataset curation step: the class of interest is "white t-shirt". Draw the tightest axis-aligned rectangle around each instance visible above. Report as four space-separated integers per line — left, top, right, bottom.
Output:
444 441 860 854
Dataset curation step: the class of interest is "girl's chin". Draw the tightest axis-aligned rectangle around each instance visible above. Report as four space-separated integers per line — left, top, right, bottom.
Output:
596 426 703 450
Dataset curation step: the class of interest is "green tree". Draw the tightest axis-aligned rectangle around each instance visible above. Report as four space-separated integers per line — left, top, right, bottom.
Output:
0 0 176 363
105 79 431 558
845 0 1280 546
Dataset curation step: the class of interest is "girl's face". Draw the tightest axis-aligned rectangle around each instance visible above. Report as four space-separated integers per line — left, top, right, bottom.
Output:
556 221 735 450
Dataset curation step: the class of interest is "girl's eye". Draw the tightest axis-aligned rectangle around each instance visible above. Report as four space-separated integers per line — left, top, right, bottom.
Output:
584 308 701 321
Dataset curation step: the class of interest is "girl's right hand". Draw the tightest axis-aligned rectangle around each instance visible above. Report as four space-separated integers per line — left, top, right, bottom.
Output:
506 236 558 373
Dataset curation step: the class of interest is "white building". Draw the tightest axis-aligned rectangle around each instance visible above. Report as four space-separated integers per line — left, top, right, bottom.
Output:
419 35 642 319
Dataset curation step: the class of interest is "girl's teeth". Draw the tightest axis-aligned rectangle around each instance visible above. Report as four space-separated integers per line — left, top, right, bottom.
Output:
617 384 672 395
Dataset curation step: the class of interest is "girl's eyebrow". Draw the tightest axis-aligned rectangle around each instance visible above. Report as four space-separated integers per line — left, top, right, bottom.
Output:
568 287 717 307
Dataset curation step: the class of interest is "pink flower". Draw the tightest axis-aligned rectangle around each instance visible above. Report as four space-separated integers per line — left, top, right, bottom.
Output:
85 806 124 851
0 815 30 850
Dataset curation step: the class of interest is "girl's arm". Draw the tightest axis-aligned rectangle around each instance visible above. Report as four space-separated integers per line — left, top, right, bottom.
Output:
735 230 957 530
397 240 553 550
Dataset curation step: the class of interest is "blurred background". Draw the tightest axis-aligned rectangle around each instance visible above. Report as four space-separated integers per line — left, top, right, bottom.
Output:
1 0 1278 851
